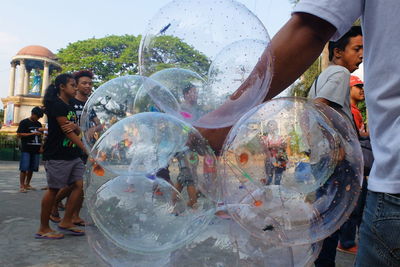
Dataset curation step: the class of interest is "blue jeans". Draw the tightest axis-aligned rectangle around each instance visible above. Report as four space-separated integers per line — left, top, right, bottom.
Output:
355 191 400 266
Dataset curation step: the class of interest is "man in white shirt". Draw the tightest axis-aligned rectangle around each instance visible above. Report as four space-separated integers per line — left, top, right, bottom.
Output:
202 1 399 266
265 1 399 266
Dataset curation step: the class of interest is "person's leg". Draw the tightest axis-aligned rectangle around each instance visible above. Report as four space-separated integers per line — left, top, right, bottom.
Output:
314 230 339 267
19 171 27 192
71 188 84 225
50 186 72 222
19 152 29 192
25 153 40 190
187 185 198 207
37 188 63 237
59 179 84 229
274 167 284 185
25 171 33 188
59 158 85 230
338 217 357 249
355 191 400 267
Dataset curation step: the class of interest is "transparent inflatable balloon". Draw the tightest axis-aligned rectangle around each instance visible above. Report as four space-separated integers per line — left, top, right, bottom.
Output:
148 68 207 124
80 75 179 151
139 0 273 128
221 97 363 245
292 242 322 267
170 216 293 267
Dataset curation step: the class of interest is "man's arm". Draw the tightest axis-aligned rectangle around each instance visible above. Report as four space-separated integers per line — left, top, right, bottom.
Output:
56 116 88 155
199 13 336 153
265 13 336 99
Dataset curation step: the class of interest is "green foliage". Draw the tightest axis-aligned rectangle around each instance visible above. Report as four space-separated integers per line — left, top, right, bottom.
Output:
57 35 141 85
140 35 211 77
0 109 4 123
56 34 210 87
289 58 322 97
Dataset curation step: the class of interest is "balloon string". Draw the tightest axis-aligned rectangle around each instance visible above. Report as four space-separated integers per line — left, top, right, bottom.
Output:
224 158 257 202
224 158 255 183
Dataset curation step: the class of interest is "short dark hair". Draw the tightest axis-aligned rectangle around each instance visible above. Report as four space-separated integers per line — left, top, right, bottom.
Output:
31 106 44 118
73 70 93 83
328 26 363 61
182 84 195 95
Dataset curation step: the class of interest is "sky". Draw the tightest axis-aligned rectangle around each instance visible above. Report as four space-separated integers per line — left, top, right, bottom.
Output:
0 0 293 108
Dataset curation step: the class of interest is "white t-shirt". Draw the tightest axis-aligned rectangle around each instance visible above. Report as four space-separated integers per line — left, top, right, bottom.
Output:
295 0 400 194
308 65 352 122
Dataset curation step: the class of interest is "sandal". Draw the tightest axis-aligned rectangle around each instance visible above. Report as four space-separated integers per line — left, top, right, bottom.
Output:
25 185 37 190
19 188 27 193
50 213 62 223
35 231 64 240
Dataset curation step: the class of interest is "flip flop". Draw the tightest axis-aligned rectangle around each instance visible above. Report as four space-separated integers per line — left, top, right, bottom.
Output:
73 221 86 227
57 226 85 236
50 214 62 223
35 232 64 240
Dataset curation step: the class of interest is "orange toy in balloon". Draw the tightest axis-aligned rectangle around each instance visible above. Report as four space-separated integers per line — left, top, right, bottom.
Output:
239 153 249 164
254 200 263 207
93 163 105 176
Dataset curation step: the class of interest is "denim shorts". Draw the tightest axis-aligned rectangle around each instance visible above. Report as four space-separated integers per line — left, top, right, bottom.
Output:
44 158 84 189
19 152 40 172
356 191 400 266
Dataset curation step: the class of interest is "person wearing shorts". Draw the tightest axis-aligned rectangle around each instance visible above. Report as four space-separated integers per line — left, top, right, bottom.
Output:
17 106 45 193
36 73 88 240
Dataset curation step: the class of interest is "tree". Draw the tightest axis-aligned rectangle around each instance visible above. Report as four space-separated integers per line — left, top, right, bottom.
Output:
57 35 141 84
56 35 210 86
290 58 322 97
140 35 211 77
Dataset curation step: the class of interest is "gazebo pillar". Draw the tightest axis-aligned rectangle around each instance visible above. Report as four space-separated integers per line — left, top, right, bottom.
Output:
41 61 50 96
23 68 31 95
8 62 16 96
17 60 25 95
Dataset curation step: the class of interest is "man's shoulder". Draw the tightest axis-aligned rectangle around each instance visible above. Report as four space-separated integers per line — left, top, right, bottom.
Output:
70 97 85 106
19 118 29 124
322 65 350 76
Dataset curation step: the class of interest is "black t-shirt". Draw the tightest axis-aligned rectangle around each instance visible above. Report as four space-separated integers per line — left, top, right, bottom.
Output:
70 97 97 128
69 98 85 126
43 97 82 160
17 118 42 153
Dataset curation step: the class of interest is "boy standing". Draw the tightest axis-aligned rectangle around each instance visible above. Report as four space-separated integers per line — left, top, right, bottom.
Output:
17 106 45 192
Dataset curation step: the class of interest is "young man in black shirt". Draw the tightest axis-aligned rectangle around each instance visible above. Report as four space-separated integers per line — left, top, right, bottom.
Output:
17 106 45 193
52 70 96 225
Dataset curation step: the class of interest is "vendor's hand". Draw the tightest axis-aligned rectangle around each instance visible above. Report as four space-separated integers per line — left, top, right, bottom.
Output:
61 121 77 134
33 131 42 136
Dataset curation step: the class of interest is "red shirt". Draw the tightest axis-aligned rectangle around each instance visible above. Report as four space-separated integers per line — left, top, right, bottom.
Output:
351 103 365 132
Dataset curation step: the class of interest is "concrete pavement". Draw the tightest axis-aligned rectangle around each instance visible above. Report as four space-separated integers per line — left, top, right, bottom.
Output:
0 161 355 267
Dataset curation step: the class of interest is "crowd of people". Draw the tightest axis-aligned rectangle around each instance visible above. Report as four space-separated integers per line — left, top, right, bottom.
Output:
14 0 400 266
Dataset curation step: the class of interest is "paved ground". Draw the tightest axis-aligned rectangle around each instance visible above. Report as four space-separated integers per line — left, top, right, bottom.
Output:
0 160 355 267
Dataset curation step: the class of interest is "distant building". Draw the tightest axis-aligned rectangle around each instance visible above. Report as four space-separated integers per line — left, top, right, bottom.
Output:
1 45 61 134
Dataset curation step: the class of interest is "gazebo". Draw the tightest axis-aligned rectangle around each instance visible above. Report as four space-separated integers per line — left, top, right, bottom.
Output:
1 45 61 133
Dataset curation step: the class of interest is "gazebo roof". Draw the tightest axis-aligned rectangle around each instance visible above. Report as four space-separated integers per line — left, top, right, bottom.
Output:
16 45 57 60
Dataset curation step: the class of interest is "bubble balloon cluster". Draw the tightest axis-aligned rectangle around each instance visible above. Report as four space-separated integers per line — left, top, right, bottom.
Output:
139 0 273 128
81 0 363 266
221 98 363 246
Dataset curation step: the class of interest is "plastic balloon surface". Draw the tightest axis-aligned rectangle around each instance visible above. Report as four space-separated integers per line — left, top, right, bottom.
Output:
220 97 363 245
80 75 178 151
139 0 272 128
